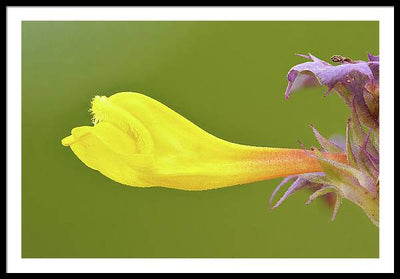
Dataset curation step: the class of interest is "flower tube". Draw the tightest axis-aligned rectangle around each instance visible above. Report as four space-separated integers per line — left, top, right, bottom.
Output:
62 92 347 191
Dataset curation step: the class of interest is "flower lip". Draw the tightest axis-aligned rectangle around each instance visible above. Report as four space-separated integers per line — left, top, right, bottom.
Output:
284 53 379 130
62 94 152 155
286 54 376 98
61 127 91 147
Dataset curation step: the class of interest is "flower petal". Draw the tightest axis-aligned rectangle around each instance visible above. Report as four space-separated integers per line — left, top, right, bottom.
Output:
367 53 379 62
285 54 379 130
62 122 154 186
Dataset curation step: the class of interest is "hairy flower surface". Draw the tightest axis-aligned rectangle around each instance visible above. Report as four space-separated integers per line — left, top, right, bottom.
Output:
271 53 379 226
62 92 347 191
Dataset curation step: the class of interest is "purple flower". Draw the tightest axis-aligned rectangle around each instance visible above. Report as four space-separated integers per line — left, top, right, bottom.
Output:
285 53 379 130
270 53 380 227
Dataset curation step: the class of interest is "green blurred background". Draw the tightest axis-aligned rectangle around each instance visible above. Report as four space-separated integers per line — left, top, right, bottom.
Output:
22 21 379 258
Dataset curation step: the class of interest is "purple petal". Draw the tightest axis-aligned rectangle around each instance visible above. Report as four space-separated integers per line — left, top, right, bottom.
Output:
291 74 320 93
269 176 296 206
295 53 312 60
368 61 379 83
285 71 299 99
285 54 377 103
368 53 379 61
316 63 374 89
309 53 331 65
271 177 309 210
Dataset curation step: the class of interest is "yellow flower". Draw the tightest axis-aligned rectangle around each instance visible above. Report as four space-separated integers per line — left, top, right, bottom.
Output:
61 92 347 191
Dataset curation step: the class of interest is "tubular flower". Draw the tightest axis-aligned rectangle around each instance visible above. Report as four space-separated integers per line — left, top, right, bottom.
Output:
62 92 347 191
271 53 379 226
